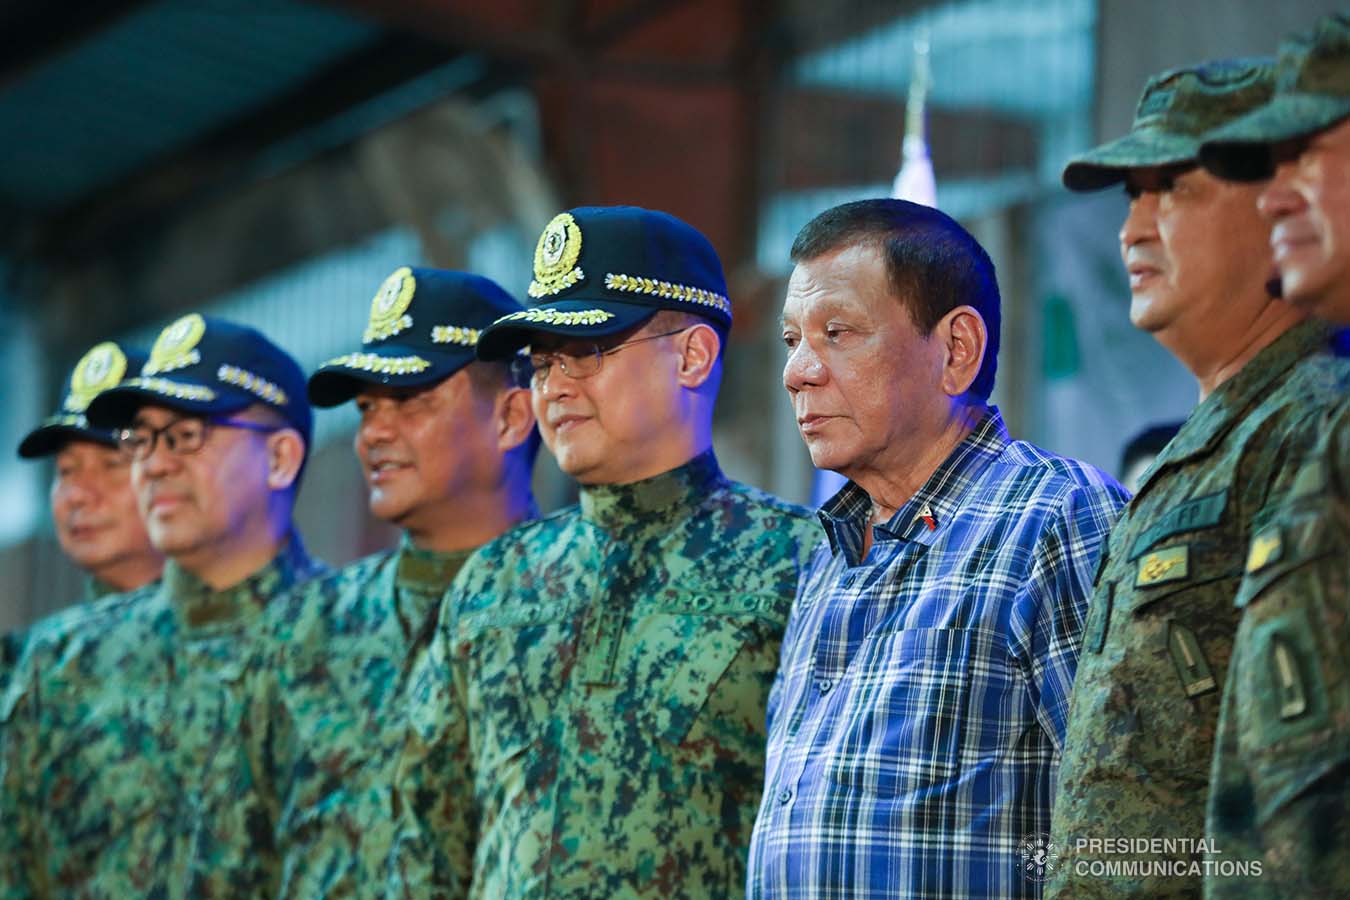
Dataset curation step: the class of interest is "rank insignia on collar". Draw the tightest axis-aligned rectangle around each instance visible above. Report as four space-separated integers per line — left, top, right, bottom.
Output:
365 266 417 343
64 342 127 413
1245 527 1282 574
145 313 206 375
529 212 584 298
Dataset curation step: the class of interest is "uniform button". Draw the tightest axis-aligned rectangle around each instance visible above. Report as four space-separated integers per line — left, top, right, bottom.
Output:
816 678 833 693
776 788 792 805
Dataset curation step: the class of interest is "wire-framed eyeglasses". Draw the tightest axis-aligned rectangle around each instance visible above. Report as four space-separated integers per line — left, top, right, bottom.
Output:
524 326 693 385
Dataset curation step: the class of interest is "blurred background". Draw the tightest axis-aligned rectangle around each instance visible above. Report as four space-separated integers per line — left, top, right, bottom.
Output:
1 0 1340 630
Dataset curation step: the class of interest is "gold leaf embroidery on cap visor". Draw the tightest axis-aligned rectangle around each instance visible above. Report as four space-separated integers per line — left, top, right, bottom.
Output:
492 308 615 328
321 352 432 375
430 325 481 346
603 272 731 318
217 365 289 406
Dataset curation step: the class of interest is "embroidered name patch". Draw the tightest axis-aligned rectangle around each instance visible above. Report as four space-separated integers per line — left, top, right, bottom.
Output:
1129 491 1226 560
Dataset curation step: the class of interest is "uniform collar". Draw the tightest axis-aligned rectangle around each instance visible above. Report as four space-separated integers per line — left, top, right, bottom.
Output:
1139 321 1338 494
164 530 317 632
83 575 124 603
579 449 726 530
819 406 1008 564
395 534 475 594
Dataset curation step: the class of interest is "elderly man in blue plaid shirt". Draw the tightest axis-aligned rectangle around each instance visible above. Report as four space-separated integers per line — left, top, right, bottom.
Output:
747 199 1129 899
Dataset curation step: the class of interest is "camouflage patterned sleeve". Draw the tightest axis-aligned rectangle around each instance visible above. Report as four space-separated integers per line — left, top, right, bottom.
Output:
1 650 45 899
1012 481 1128 751
388 589 474 898
1206 404 1350 899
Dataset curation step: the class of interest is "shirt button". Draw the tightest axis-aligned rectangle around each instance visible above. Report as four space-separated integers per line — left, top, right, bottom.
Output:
816 678 833 693
776 788 792 805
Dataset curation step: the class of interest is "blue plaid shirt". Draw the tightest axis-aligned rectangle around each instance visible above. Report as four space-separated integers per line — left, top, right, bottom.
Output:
747 408 1128 899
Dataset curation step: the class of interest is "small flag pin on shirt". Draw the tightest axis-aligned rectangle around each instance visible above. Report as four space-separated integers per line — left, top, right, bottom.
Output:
919 504 937 531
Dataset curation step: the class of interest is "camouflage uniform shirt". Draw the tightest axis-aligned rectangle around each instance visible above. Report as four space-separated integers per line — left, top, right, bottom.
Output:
0 535 323 899
1050 322 1350 899
245 537 477 898
1206 400 1350 900
392 450 821 899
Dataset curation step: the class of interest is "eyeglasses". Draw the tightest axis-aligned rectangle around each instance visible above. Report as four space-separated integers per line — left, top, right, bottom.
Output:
526 327 692 385
117 416 280 461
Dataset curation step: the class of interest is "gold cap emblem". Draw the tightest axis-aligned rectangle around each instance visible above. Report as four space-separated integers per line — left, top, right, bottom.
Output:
64 342 128 413
145 313 206 375
365 267 417 343
529 213 585 298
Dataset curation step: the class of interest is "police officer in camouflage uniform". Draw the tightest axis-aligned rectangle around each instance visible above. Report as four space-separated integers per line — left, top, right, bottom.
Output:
2 340 163 816
1198 14 1350 898
17 340 163 599
1 314 325 898
390 205 822 898
242 267 539 897
4 341 163 698
1048 58 1350 899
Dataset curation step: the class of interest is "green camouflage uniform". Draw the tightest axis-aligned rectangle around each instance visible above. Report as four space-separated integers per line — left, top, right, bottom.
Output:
390 451 820 899
1049 322 1350 899
244 537 478 898
1204 400 1350 899
0 535 323 899
0 579 138 771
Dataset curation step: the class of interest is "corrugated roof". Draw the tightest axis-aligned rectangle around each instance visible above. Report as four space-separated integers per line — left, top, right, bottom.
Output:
0 0 380 212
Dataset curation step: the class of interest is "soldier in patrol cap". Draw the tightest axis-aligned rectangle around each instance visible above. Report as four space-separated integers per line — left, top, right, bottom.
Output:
390 205 821 897
241 267 539 897
1048 57 1350 899
1 314 326 897
1197 14 1350 897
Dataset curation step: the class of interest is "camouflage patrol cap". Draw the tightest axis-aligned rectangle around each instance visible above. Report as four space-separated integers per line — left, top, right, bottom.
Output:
87 313 312 446
1200 14 1350 181
307 266 525 407
17 340 149 458
1062 57 1276 191
476 205 731 361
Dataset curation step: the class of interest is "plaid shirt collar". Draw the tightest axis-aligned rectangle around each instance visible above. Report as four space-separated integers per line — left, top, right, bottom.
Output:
818 405 1009 565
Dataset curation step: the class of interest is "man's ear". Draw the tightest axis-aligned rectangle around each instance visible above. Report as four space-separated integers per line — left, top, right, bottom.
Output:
938 305 987 398
675 323 720 389
266 429 306 491
495 386 537 452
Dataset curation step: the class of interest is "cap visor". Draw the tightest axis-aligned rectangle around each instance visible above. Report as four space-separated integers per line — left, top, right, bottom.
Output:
476 298 658 361
86 381 251 429
17 422 116 459
307 346 473 407
1062 130 1199 191
1201 95 1350 180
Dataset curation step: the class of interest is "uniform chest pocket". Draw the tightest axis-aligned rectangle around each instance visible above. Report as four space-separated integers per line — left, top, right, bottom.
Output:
642 613 767 749
462 621 562 771
827 627 983 798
